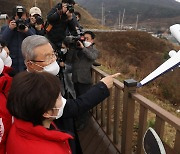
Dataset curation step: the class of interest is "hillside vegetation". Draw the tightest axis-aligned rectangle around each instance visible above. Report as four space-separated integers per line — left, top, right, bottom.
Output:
74 5 103 29
94 31 180 105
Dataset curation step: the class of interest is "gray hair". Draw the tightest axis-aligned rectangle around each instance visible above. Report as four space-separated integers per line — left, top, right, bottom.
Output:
22 35 49 61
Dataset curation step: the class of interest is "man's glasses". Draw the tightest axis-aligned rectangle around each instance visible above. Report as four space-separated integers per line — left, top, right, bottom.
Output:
30 53 57 65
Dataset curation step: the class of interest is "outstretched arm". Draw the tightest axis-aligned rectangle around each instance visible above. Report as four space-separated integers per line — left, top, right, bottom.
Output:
62 73 120 118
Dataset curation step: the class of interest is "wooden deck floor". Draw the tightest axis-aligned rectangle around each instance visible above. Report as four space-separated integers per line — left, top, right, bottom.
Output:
78 116 120 154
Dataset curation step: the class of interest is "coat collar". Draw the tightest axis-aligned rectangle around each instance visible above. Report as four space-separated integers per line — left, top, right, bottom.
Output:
14 118 73 141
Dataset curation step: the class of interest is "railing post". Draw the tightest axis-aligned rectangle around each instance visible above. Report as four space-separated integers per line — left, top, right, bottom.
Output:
96 75 101 121
113 86 121 144
137 105 148 154
121 79 137 154
174 130 180 154
107 88 113 135
154 116 165 139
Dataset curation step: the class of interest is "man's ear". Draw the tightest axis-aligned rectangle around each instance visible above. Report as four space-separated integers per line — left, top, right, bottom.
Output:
26 61 33 69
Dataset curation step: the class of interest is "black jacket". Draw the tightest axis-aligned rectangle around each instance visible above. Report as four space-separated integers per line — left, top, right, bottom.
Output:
46 3 77 46
54 81 110 154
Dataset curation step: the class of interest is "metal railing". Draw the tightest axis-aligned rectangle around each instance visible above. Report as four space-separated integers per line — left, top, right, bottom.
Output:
91 66 180 154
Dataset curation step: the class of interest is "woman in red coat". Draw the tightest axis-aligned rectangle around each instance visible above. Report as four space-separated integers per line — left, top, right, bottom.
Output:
0 37 13 154
0 58 13 154
6 72 73 154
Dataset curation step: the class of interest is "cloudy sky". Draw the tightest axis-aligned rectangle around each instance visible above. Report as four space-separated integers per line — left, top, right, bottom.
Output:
175 0 180 2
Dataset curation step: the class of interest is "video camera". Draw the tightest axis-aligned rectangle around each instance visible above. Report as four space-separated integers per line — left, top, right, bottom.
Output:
67 4 74 13
15 6 27 30
65 34 85 48
16 19 26 30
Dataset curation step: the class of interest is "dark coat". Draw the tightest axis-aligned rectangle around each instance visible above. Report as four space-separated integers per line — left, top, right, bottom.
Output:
46 3 77 46
55 81 110 154
1 26 35 73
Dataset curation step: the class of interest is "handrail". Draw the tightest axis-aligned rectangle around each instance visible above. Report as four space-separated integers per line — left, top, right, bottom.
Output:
91 66 180 154
132 93 180 130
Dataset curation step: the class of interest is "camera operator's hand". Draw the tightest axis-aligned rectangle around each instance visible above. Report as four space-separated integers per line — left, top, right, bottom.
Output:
35 24 42 31
100 73 121 89
18 26 29 33
66 10 73 20
56 8 63 16
9 20 17 30
77 41 84 49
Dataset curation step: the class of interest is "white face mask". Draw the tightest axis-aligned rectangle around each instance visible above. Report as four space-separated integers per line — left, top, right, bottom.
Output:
0 58 4 74
83 41 92 47
33 61 60 76
61 48 67 54
43 61 60 76
3 56 12 67
0 48 8 61
49 97 66 119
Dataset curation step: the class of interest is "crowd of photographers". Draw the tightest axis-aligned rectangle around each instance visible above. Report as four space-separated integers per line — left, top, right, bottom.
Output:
0 0 104 154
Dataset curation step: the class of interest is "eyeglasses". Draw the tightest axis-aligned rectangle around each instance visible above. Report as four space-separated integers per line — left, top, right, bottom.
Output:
30 53 57 65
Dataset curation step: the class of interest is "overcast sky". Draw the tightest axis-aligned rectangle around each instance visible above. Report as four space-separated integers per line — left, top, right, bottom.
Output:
175 0 180 2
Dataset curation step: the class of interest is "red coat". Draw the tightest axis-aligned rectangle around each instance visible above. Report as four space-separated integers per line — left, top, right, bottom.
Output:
6 118 73 154
0 66 13 154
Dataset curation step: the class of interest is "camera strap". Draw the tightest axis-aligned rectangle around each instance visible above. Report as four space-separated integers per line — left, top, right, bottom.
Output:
46 24 53 32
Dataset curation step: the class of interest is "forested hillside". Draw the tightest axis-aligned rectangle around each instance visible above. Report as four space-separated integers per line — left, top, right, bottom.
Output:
95 31 180 105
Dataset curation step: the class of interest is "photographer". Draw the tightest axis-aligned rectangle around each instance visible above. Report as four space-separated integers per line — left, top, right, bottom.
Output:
1 6 35 74
46 0 77 50
74 11 83 34
59 40 76 99
29 7 45 36
66 31 99 131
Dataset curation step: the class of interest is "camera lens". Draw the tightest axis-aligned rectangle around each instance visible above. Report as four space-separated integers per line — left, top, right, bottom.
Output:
18 24 26 30
16 19 26 30
36 16 43 25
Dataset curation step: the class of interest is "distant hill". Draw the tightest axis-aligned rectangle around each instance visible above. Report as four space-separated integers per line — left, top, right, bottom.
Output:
76 0 180 30
74 5 103 29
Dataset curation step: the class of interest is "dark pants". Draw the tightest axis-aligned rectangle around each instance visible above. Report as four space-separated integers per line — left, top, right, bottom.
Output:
74 82 92 130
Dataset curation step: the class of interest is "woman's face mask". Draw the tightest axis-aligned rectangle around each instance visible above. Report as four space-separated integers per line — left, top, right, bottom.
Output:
0 48 12 67
61 48 68 54
0 58 4 74
0 48 8 61
49 97 66 119
4 56 12 67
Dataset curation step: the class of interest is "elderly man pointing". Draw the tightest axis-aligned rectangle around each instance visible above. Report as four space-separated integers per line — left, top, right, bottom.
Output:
21 35 120 154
